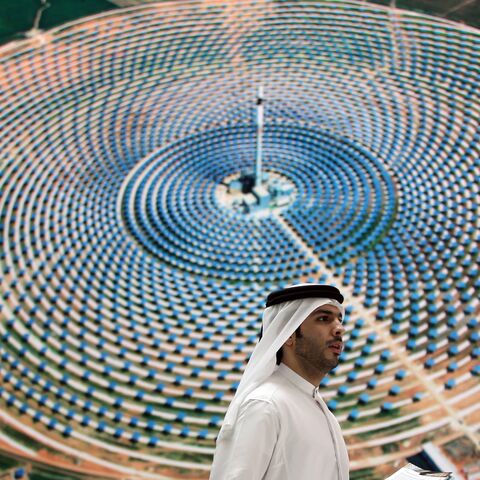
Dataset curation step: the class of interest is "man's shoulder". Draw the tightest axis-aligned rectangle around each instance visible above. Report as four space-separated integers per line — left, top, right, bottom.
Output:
244 370 294 405
237 376 288 426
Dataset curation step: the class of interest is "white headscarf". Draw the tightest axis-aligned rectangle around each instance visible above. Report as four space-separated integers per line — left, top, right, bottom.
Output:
218 293 345 441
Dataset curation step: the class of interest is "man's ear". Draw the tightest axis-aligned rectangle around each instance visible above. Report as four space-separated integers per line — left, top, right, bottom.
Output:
284 334 295 347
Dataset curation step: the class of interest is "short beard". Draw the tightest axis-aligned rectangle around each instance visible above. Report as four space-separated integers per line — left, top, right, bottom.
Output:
294 330 339 373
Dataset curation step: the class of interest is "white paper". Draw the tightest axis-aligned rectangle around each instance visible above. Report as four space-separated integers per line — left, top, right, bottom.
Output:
386 463 452 480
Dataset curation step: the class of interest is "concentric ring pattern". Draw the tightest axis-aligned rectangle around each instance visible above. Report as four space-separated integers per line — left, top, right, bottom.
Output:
121 126 394 281
0 1 479 478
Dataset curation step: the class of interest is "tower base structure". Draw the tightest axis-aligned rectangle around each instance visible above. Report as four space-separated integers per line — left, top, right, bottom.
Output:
218 171 295 215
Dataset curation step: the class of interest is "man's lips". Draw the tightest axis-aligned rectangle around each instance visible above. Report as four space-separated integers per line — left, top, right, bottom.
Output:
328 342 343 354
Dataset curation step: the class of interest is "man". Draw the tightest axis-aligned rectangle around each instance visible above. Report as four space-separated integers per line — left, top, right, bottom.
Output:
210 284 349 479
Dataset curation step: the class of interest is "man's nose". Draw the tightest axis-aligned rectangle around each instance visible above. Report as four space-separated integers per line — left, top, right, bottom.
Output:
333 321 345 337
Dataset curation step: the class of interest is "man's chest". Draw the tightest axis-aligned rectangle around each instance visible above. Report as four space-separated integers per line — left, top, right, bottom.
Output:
263 399 339 479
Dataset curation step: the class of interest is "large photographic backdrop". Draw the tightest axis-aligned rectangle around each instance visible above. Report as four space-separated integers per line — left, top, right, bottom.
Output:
0 1 479 478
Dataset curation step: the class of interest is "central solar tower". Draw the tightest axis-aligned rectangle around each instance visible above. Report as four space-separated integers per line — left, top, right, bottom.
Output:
221 86 296 215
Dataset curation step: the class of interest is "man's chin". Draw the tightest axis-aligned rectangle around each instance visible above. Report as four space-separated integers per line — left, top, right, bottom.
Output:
315 356 339 373
328 360 339 371
325 355 340 371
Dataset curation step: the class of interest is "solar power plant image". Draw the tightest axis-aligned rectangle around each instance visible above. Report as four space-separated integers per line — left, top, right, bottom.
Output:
0 0 479 479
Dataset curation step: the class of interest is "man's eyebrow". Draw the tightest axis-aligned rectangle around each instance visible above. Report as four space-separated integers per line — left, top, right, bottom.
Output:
313 309 343 319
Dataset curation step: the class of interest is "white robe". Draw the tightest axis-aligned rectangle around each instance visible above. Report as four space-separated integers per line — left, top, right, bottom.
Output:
210 364 349 480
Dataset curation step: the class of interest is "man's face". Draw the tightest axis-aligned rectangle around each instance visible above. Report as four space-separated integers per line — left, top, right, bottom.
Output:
294 304 345 373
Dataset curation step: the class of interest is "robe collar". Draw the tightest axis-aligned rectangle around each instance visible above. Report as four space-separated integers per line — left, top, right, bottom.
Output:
277 363 318 398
